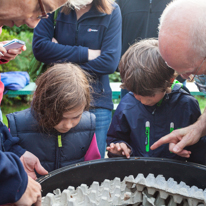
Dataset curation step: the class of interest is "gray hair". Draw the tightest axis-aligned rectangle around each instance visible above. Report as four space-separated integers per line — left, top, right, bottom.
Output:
65 0 92 10
159 0 206 59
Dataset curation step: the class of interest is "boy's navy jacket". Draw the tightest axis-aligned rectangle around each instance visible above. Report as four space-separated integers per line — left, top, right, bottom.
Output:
107 84 206 164
32 3 122 110
0 122 27 204
7 109 96 173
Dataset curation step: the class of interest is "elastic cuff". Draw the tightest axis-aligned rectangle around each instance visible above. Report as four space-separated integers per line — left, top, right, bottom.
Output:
79 46 88 63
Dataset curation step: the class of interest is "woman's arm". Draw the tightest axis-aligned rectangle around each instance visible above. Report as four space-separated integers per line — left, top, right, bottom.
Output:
33 4 122 76
33 12 89 64
80 5 122 75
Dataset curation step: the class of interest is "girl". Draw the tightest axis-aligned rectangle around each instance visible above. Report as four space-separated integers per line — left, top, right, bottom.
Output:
32 0 122 158
7 63 101 173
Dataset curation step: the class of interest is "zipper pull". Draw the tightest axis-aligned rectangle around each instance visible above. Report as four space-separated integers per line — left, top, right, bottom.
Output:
150 0 152 13
152 108 156 115
58 135 62 147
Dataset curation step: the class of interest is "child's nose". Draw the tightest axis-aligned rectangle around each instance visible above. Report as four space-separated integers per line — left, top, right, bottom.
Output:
64 120 73 130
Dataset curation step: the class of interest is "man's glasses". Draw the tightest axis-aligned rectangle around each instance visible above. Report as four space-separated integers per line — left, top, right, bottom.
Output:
186 57 206 82
37 0 49 19
195 75 206 94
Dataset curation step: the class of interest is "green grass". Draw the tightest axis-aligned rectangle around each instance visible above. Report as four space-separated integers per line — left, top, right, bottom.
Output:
194 95 206 113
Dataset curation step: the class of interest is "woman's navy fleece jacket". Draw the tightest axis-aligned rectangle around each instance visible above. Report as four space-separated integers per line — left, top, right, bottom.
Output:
107 84 206 165
32 3 122 110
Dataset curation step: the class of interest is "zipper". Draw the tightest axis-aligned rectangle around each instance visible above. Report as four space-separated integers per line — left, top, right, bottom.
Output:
145 0 152 38
150 0 152 13
75 23 79 45
55 135 62 169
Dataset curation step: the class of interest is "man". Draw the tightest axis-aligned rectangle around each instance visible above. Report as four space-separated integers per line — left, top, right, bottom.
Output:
150 0 206 158
0 0 92 205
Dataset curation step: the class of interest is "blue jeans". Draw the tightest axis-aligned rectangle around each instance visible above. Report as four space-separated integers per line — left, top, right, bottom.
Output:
90 108 112 158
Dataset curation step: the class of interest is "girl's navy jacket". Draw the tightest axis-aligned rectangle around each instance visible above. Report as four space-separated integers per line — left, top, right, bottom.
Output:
107 84 206 165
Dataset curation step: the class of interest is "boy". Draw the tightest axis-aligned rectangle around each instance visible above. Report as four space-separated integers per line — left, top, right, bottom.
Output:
107 39 206 164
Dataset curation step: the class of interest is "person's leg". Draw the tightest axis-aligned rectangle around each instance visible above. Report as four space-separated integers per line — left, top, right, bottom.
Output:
89 108 112 158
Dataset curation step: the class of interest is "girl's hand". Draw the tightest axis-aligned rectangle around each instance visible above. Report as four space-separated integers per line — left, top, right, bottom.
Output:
107 142 131 158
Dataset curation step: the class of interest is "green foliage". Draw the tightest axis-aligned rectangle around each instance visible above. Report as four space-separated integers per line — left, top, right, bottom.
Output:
194 95 206 113
109 72 121 82
0 28 33 73
0 27 34 106
3 25 33 35
2 101 30 126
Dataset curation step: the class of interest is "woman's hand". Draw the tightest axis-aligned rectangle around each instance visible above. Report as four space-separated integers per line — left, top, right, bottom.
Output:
0 41 26 61
15 176 42 206
107 142 131 158
20 151 48 180
88 49 101 60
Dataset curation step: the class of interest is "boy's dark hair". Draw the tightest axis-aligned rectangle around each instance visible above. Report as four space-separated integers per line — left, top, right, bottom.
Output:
32 63 91 130
119 38 175 96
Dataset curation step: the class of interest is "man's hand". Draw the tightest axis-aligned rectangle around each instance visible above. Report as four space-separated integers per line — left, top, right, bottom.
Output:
15 176 42 206
20 151 48 180
107 142 131 158
150 123 202 158
0 42 26 61
88 49 101 60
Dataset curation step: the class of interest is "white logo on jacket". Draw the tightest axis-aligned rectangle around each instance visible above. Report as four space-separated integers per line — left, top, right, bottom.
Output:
87 28 98 32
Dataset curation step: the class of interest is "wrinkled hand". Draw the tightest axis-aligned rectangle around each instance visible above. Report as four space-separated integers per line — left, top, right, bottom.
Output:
88 49 101 61
15 176 42 206
20 151 48 180
150 124 202 158
0 41 26 61
107 142 131 158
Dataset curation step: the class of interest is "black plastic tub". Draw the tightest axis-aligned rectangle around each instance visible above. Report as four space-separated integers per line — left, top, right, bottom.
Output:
37 157 206 196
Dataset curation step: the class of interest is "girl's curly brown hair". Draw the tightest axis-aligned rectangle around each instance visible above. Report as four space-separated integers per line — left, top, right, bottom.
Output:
32 63 91 130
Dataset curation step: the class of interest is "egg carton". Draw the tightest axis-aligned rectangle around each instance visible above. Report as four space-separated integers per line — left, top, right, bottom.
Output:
41 174 206 206
42 177 143 206
125 173 206 206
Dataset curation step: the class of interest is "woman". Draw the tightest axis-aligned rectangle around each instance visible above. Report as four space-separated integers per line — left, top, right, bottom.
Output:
32 0 122 158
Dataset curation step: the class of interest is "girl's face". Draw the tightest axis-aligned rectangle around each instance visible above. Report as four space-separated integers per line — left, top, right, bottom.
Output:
134 91 166 106
54 105 85 133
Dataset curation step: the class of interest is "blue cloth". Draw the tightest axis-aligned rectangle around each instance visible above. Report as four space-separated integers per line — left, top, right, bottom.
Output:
7 109 96 173
1 71 30 92
90 108 112 158
32 3 122 110
107 84 206 165
0 122 27 204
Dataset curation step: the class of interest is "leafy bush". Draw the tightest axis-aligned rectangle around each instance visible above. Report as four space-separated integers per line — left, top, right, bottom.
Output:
0 27 34 106
109 72 121 82
3 25 33 35
0 28 33 73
